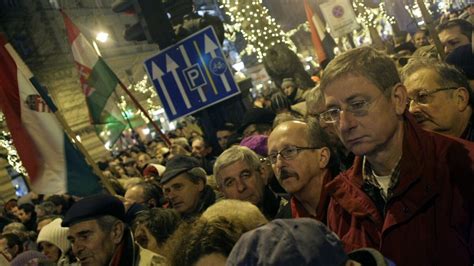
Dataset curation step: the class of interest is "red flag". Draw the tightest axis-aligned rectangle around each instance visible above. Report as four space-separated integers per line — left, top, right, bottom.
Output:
304 0 328 64
0 34 41 182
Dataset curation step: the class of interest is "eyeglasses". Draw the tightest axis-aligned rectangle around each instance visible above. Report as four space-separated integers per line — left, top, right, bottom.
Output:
407 87 457 105
318 93 385 124
268 146 320 164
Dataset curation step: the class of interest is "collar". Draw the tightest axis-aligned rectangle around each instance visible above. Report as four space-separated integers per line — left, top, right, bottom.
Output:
291 171 332 221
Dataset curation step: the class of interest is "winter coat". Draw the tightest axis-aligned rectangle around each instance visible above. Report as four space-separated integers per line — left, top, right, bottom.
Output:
326 114 474 266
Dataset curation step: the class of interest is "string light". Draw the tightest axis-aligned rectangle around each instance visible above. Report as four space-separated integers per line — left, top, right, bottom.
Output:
0 113 28 176
221 0 297 62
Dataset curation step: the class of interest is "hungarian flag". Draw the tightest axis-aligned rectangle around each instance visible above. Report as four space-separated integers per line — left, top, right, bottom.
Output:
304 0 336 68
0 34 103 196
61 10 126 148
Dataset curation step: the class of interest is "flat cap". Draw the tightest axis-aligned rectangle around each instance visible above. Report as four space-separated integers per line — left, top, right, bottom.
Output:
62 194 125 227
160 155 206 184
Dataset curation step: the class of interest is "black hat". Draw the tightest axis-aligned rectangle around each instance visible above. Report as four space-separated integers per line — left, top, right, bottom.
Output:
160 155 205 184
238 108 276 133
446 44 474 80
62 194 125 227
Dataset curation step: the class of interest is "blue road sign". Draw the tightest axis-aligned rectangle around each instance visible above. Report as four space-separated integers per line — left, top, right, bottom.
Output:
144 26 241 121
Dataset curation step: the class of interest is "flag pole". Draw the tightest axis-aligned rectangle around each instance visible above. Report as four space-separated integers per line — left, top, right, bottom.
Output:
31 81 117 195
416 0 446 60
116 79 172 147
53 108 117 195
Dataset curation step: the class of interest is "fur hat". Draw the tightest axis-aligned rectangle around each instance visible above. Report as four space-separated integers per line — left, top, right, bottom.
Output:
37 218 70 255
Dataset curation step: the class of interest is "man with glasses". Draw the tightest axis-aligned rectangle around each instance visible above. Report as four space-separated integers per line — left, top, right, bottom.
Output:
319 46 474 265
214 145 285 219
402 58 474 141
267 120 335 220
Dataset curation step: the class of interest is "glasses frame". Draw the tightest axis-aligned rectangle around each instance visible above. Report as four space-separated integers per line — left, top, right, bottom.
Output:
407 87 458 105
268 146 320 164
318 92 387 124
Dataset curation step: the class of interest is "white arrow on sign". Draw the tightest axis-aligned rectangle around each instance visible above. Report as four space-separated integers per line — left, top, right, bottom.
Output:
166 55 192 109
179 45 207 103
204 34 231 92
151 62 176 115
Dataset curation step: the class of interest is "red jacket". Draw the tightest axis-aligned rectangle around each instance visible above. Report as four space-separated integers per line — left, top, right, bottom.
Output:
326 114 474 266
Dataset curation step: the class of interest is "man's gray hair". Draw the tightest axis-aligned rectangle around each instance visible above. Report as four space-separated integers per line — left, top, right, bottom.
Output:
319 46 400 96
213 146 261 187
401 58 473 106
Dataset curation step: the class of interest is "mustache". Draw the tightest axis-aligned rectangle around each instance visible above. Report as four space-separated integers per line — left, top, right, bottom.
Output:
413 113 429 123
279 168 298 180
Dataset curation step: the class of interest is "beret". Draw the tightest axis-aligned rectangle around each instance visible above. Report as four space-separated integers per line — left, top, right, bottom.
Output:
62 194 125 227
240 135 268 157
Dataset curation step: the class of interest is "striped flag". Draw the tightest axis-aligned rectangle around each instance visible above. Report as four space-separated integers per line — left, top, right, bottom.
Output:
61 10 127 148
0 34 103 196
304 0 336 68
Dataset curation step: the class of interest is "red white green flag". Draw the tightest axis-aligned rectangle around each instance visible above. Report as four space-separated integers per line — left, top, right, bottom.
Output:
61 10 126 148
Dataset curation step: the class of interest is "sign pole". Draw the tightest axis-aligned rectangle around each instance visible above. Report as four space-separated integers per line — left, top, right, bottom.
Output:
416 0 446 60
116 79 171 147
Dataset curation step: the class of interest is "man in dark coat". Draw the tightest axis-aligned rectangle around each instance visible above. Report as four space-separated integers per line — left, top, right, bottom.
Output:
161 155 216 220
63 194 165 265
319 46 474 266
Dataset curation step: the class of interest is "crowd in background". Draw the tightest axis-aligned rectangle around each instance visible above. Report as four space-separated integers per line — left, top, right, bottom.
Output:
0 4 473 266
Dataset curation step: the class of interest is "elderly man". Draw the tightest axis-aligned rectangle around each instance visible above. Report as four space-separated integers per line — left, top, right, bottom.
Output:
161 155 216 220
319 46 474 265
267 120 335 220
402 58 474 141
214 146 284 219
437 19 472 55
62 194 165 265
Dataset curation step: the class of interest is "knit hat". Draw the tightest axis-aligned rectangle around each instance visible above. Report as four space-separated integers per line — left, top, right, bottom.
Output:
10 250 50 266
226 218 348 266
240 135 268 157
37 218 70 255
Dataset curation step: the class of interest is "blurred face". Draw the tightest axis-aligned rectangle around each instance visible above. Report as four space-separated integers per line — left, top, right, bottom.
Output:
124 186 146 210
267 121 325 196
137 154 150 169
439 26 470 55
39 241 61 262
323 75 405 157
217 160 265 206
134 224 159 254
306 99 342 150
192 139 210 158
282 84 296 97
404 68 465 137
413 32 428 48
17 209 31 223
162 174 204 215
216 130 233 149
68 220 118 266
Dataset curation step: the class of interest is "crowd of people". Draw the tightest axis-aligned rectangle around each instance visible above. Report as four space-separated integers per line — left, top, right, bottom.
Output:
0 5 473 266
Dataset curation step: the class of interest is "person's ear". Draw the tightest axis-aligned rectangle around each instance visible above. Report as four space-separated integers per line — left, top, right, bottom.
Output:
111 221 125 244
318 147 330 168
391 83 408 115
454 87 470 111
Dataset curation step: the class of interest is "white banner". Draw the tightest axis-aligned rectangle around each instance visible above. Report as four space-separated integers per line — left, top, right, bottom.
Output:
320 0 359 38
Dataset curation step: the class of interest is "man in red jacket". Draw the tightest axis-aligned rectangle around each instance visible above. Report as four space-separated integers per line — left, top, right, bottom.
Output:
319 46 474 265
